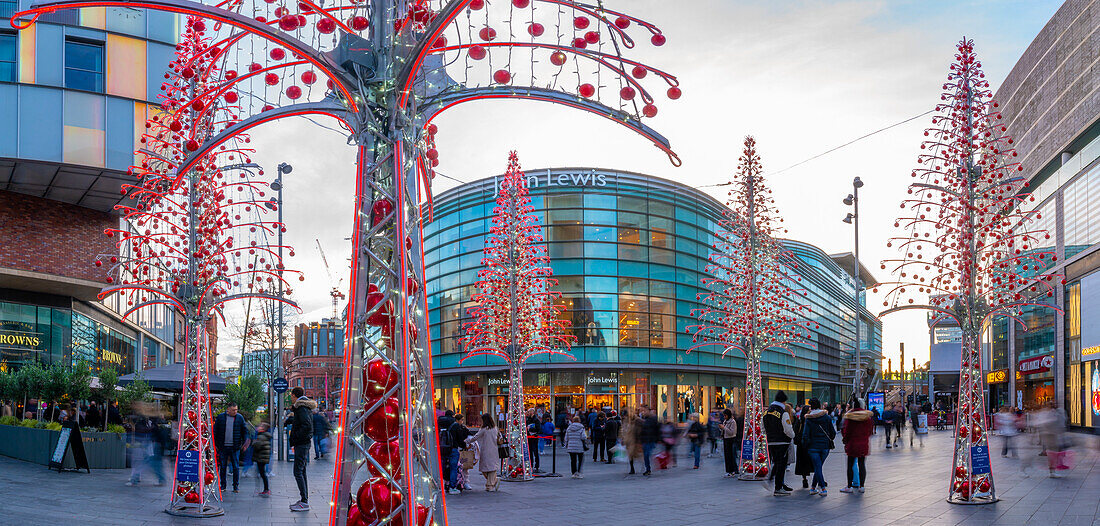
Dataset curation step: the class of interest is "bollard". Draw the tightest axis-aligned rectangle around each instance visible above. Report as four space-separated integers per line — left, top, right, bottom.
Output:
542 431 562 478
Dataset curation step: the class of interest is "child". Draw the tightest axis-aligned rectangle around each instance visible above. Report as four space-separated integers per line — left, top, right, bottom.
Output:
252 422 273 497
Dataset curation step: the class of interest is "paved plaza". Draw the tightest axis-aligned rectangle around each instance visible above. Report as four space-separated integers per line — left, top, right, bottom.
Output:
1 430 1099 525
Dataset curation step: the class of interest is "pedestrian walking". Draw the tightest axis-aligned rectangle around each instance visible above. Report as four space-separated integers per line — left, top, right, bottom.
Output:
454 414 473 491
592 411 607 462
839 399 873 494
312 408 330 459
793 405 813 489
909 403 924 447
892 404 905 448
706 413 720 458
466 413 501 491
623 410 641 474
212 403 248 493
720 408 742 477
686 413 706 469
659 417 679 468
802 398 836 496
640 407 660 476
525 409 541 472
563 416 589 478
881 405 896 448
763 391 795 496
284 387 317 511
437 410 458 493
252 422 273 497
604 411 621 464
540 415 554 455
994 406 1018 458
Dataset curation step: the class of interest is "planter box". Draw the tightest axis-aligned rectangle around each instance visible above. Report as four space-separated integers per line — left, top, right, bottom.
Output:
0 424 127 469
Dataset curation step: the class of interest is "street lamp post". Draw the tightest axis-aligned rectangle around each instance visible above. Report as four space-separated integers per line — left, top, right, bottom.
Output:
843 176 865 400
272 162 291 461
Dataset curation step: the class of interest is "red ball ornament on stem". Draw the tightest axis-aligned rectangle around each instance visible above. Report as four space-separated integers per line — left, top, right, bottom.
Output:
364 358 400 400
615 16 631 29
363 397 400 442
642 104 658 118
468 45 486 61
651 33 666 46
358 477 402 520
286 85 302 99
493 69 511 84
478 27 496 41
573 16 589 29
578 83 595 98
550 51 567 66
367 439 401 477
619 86 636 100
527 22 544 37
350 16 369 31
584 31 600 44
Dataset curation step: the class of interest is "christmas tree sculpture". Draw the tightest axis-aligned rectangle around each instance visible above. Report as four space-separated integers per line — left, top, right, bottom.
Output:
97 15 299 517
687 136 814 481
461 152 575 482
878 38 1061 504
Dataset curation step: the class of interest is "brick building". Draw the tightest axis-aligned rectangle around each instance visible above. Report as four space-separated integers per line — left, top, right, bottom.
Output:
288 319 345 410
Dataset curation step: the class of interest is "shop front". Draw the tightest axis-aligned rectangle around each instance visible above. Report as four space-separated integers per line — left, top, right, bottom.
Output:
985 369 1010 410
1016 354 1055 410
433 369 747 425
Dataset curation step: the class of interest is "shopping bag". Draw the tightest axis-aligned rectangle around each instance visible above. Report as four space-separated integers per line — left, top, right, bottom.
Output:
460 449 477 469
655 451 670 469
609 444 626 460
852 460 861 487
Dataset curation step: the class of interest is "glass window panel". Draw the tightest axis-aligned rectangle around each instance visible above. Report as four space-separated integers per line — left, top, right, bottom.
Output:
0 32 15 82
618 294 648 348
619 196 646 213
584 209 615 225
64 39 104 92
584 193 616 210
105 34 146 99
585 277 617 293
584 242 616 259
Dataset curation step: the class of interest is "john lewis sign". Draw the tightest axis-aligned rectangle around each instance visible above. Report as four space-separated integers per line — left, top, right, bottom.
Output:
492 169 611 196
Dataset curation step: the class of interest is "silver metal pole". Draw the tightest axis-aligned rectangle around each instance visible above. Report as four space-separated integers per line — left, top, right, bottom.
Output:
276 163 288 462
854 181 861 398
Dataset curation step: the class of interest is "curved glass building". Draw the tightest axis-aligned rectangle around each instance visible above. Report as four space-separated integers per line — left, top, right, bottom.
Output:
425 168 882 424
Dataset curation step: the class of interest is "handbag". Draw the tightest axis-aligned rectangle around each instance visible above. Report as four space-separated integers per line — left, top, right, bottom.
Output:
497 432 510 459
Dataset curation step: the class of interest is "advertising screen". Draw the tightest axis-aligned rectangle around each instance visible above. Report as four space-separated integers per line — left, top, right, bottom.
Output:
1082 272 1100 361
867 392 884 415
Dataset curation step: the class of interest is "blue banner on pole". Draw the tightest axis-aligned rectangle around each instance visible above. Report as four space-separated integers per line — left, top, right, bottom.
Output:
177 450 200 482
741 439 753 460
970 444 991 475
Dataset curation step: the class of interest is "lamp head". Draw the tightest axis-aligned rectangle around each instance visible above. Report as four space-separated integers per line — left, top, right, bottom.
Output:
853 176 864 189
843 195 854 206
270 180 282 191
843 213 854 224
277 163 293 175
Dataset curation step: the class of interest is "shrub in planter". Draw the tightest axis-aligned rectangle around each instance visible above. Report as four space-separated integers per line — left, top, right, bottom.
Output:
19 419 38 428
45 422 62 431
106 424 126 434
0 415 17 426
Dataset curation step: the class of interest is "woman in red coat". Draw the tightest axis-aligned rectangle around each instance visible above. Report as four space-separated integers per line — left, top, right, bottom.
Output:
839 399 873 493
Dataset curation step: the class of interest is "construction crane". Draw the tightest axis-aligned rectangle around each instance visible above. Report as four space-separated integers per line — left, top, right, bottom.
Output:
315 239 346 319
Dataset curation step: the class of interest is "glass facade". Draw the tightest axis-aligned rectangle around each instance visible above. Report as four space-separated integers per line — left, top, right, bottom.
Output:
0 299 146 374
0 31 14 82
425 169 883 419
63 38 104 92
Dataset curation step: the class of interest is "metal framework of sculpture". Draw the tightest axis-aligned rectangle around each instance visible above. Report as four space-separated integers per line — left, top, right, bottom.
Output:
459 151 575 483
687 136 814 481
14 0 678 523
89 14 299 517
877 38 1061 505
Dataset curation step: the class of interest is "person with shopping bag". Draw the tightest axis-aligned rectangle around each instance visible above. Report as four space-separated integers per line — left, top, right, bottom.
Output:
465 413 502 491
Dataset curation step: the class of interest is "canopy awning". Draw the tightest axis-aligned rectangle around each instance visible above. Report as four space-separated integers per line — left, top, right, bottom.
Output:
119 362 228 393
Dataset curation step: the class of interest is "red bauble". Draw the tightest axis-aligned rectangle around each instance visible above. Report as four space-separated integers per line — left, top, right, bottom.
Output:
364 358 400 400
584 31 599 44
265 72 279 86
469 0 484 9
183 428 197 442
573 16 589 29
976 477 991 493
578 83 595 98
278 14 300 31
527 22 544 37
572 37 587 49
619 86 636 100
642 104 658 118
223 91 238 104
365 284 394 326
204 471 215 485
742 462 754 473
363 397 400 442
358 477 402 520
175 484 190 496
425 148 439 160
651 33 666 46
433 36 447 49
371 198 394 226
348 505 364 526
970 424 983 442
351 16 369 31
301 70 317 85
667 86 682 99
479 27 496 41
184 492 200 503
316 18 336 34
512 0 529 7
954 465 967 479
270 48 286 60
614 16 630 29
631 65 648 79
493 69 511 84
367 439 401 477
286 85 302 99
755 466 768 477
955 480 972 499
550 51 567 66
185 139 199 151
468 45 487 60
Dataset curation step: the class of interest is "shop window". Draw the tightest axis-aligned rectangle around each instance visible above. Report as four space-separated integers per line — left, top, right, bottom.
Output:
0 32 14 82
548 224 583 259
64 38 104 92
619 295 648 347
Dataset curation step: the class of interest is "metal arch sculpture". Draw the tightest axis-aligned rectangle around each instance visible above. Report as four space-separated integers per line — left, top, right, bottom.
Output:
87 14 300 517
459 151 575 483
876 38 1062 505
686 136 815 482
14 1 680 524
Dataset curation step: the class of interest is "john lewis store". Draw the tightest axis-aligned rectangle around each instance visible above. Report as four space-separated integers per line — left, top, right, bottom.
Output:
425 168 883 425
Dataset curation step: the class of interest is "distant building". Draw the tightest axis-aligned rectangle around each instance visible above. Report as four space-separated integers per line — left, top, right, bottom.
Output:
240 348 284 382
288 319 344 409
218 368 240 386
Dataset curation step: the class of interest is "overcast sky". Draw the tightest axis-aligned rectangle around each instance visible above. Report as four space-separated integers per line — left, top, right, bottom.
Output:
221 0 1063 371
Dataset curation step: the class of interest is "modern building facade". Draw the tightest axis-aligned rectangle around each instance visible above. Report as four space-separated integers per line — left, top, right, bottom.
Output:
425 168 882 425
0 6 184 376
240 348 284 383
288 319 345 409
983 0 1100 429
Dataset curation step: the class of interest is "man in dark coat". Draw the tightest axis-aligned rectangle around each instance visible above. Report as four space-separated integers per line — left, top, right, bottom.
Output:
639 407 660 476
312 409 330 459
284 387 317 511
213 403 248 493
603 411 621 464
85 401 101 430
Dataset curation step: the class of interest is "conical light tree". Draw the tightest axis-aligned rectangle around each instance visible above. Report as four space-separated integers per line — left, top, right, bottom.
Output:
687 136 814 481
878 38 1061 505
97 14 299 517
461 152 575 482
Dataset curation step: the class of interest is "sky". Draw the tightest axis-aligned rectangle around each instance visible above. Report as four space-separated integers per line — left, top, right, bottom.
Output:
222 0 1064 371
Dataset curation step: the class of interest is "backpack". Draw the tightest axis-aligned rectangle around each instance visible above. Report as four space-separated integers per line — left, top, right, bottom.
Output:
438 424 453 450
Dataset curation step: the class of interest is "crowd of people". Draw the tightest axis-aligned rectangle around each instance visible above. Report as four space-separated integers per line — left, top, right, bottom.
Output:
436 391 1078 498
